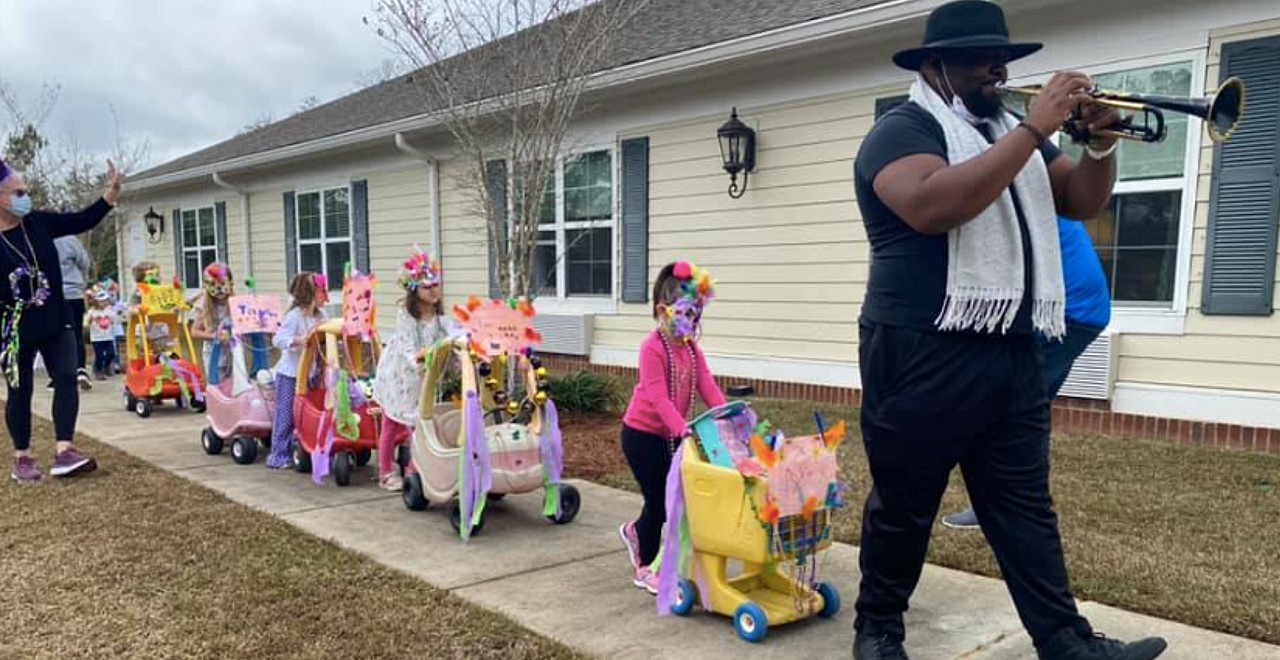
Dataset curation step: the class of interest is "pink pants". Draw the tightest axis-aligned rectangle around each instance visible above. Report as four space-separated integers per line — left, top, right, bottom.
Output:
378 418 412 476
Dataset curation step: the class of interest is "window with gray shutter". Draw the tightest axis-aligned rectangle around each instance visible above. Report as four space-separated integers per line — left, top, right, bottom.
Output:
171 208 182 279
620 137 650 303
486 160 508 299
351 179 370 273
1202 36 1280 316
214 201 228 265
283 191 297 284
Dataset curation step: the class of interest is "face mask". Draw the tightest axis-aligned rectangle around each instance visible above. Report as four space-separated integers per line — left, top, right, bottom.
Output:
940 62 983 126
8 194 32 218
664 298 703 342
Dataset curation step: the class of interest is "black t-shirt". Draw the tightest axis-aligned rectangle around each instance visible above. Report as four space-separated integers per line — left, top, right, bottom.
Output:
854 102 1062 334
0 199 113 343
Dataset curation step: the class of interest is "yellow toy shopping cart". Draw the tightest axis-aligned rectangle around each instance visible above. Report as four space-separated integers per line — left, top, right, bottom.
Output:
658 401 844 643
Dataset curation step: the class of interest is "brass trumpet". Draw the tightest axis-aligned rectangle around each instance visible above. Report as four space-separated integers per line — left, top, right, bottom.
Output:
997 76 1246 144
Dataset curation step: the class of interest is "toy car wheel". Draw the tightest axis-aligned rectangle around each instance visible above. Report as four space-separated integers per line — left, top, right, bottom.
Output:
291 444 311 473
733 602 769 643
402 473 429 511
816 582 841 619
546 484 581 525
231 437 259 465
124 391 136 412
449 499 485 536
191 398 206 413
201 427 224 455
671 579 697 616
332 453 352 487
135 399 153 418
355 449 372 467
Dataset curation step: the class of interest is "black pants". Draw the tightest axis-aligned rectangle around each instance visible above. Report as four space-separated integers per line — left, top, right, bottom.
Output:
854 321 1089 646
5 329 79 451
621 425 680 566
68 298 86 371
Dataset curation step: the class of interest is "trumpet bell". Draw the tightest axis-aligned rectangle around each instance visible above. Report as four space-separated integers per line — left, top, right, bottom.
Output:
1206 77 1245 142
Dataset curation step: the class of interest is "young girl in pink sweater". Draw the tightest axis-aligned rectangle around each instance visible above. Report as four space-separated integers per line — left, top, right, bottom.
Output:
619 261 725 594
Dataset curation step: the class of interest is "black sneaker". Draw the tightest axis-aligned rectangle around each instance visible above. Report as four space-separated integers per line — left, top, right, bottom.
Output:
854 630 909 660
77 369 93 391
46 381 55 391
1038 628 1167 660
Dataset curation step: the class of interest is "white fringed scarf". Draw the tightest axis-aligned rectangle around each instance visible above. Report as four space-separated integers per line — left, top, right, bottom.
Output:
908 74 1065 339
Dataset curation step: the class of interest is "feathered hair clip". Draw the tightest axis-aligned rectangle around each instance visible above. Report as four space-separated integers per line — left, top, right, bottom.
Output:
313 273 328 291
397 245 441 291
203 262 230 284
673 261 715 303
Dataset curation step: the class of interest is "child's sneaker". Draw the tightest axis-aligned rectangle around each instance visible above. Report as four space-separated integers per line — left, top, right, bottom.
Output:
77 369 93 391
378 473 404 492
11 456 41 484
619 521 643 569
50 447 97 477
633 566 659 595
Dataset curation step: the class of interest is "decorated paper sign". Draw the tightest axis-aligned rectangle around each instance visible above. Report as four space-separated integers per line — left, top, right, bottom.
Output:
767 434 839 518
139 281 187 314
229 294 282 335
342 270 378 340
452 297 542 359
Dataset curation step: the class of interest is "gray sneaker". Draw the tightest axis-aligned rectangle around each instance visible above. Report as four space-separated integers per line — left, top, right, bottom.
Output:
11 456 41 484
50 446 97 477
77 369 93 391
942 508 981 530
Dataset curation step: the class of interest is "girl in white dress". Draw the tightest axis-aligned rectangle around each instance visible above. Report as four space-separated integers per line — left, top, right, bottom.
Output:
372 248 453 491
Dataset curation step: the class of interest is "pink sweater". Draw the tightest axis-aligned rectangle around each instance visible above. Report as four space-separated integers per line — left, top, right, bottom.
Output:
622 330 726 439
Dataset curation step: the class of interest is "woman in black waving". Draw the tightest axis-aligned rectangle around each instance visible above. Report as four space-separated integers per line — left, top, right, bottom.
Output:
0 157 122 483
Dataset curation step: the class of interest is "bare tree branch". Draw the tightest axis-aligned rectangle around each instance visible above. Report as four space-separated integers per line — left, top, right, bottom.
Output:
368 0 650 300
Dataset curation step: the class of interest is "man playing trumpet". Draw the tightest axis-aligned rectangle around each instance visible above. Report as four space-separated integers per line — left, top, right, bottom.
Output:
851 1 1167 659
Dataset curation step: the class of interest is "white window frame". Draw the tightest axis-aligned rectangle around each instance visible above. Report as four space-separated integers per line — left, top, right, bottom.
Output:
530 146 619 314
179 205 218 292
294 184 353 290
1015 49 1204 336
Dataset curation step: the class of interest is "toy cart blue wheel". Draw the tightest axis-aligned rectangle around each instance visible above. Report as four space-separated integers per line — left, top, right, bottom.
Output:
671 579 696 616
817 582 841 618
733 602 769 643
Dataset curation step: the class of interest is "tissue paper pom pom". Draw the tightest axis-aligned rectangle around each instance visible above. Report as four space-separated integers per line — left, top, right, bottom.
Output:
673 261 693 279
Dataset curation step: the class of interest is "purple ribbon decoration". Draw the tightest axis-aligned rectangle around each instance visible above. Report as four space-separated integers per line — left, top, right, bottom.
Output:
458 389 492 540
539 399 565 518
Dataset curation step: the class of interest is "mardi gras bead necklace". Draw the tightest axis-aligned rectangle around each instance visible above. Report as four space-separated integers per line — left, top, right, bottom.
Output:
658 329 697 456
0 225 52 386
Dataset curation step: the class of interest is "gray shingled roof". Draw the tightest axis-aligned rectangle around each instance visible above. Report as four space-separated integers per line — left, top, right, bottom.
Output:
132 0 889 183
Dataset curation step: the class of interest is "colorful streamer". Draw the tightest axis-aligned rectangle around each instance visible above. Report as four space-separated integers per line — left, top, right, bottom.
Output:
457 389 492 540
539 399 565 518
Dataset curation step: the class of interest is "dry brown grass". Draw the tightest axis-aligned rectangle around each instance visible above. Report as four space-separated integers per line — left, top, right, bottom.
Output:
0 421 586 660
565 399 1280 644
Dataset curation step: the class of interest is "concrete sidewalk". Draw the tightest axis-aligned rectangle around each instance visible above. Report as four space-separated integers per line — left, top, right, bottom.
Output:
25 384 1280 659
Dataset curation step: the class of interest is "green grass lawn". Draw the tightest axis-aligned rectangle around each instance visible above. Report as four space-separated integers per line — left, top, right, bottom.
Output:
563 398 1280 645
0 422 586 660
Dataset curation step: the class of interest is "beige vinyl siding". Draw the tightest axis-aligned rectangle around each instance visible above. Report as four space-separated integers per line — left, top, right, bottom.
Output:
366 165 434 334
596 89 881 363
437 157 489 306
1114 19 1280 396
247 190 287 297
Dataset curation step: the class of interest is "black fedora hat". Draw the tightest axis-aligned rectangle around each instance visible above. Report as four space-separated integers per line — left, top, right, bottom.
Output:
893 0 1041 71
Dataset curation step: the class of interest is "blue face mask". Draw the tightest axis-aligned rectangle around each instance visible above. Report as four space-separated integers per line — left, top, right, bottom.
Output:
8 194 32 218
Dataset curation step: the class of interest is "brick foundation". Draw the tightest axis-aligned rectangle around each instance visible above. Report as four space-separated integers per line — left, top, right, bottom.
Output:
541 354 1280 455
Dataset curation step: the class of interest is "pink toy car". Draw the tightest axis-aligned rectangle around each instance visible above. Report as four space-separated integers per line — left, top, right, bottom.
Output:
201 331 277 464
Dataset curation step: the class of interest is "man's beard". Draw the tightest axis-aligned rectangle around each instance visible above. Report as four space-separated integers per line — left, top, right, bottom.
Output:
963 88 1005 118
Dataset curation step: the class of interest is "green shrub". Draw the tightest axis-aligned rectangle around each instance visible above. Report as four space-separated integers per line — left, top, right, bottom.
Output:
547 371 622 413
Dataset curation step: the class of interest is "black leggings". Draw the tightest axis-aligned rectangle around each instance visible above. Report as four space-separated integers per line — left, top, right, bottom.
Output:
621 425 681 566
68 298 86 371
5 329 79 451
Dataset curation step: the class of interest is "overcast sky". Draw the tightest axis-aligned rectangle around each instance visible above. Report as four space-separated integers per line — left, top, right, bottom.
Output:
0 0 398 171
